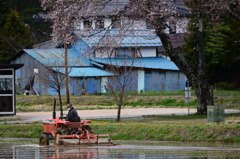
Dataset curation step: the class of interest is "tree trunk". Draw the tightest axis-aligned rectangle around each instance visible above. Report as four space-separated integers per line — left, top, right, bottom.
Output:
64 42 70 104
194 20 211 114
116 104 121 122
155 22 211 114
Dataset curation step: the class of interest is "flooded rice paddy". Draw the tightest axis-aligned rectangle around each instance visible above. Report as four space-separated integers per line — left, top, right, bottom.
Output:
1 138 240 158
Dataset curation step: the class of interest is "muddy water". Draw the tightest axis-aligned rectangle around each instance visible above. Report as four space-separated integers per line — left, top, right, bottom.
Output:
1 139 240 158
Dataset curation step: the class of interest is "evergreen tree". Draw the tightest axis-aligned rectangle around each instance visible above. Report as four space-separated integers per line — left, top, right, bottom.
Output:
0 10 33 64
183 19 240 88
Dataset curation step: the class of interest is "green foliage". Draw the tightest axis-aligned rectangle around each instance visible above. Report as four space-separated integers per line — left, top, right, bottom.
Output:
0 10 34 63
183 18 240 87
205 23 233 65
0 0 51 63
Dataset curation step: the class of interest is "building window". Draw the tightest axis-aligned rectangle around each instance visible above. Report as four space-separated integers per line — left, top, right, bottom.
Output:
83 20 92 29
95 20 104 29
0 78 13 94
116 48 130 58
116 48 140 58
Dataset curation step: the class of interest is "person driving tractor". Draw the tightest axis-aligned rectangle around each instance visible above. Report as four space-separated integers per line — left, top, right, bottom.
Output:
66 103 81 122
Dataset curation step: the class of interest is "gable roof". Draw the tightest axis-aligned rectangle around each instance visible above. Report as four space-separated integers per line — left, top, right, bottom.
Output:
23 49 90 67
90 57 179 71
77 0 130 17
76 29 162 48
90 0 130 16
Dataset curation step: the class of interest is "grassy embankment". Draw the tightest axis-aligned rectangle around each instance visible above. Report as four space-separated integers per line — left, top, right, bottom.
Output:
1 90 240 143
1 114 240 143
16 90 240 112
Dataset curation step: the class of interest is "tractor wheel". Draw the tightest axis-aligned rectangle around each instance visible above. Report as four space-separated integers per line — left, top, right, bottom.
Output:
39 134 49 146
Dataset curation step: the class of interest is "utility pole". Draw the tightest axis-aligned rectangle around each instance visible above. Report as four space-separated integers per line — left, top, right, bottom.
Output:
64 41 70 104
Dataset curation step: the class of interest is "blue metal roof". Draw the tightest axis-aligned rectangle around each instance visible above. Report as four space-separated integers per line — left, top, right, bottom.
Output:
90 57 179 70
76 30 162 48
23 49 91 67
52 67 114 77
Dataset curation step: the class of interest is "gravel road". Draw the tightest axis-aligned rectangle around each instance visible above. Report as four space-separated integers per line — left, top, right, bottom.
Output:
1 108 240 124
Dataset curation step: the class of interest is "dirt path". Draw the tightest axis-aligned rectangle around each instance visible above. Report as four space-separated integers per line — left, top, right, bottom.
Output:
1 108 240 124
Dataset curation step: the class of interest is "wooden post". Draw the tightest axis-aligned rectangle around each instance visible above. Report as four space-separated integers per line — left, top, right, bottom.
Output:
64 42 70 104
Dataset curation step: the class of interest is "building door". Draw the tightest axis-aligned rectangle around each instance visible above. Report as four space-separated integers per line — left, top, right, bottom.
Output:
0 69 14 115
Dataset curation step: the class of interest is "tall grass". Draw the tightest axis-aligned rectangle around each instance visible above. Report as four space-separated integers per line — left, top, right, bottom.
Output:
16 90 240 112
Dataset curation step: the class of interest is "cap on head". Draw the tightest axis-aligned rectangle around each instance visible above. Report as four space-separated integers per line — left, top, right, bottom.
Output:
67 103 72 108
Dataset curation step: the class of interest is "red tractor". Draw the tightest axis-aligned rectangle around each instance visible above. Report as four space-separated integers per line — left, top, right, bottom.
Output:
39 99 114 145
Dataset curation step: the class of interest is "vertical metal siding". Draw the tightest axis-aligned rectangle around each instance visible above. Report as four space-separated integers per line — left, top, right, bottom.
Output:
145 70 166 92
159 71 166 91
166 71 174 92
144 70 151 92
86 77 101 94
145 70 185 92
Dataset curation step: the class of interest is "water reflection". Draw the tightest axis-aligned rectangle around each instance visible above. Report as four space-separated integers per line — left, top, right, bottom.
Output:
1 139 240 159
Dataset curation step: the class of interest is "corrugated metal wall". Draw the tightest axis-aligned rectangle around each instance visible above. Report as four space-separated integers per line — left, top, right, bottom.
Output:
70 77 101 95
10 52 185 95
107 71 138 93
144 70 185 92
10 53 48 95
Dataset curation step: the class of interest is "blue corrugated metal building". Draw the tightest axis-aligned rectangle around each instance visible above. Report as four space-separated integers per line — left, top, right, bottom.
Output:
10 48 114 95
9 29 186 95
90 57 185 92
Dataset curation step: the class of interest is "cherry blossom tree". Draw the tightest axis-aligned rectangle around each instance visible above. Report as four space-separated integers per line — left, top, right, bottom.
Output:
41 0 240 114
103 57 142 121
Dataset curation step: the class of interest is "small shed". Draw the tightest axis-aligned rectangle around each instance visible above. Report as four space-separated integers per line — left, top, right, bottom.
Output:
0 64 23 115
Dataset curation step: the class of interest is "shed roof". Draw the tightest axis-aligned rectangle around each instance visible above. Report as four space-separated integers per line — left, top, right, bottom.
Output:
52 67 114 77
0 64 24 70
23 49 90 67
77 29 162 48
91 57 179 70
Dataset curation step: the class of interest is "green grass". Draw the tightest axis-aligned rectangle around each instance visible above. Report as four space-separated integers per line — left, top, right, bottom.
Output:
143 114 207 119
0 122 42 138
15 90 240 112
214 89 240 95
2 114 240 143
129 90 185 96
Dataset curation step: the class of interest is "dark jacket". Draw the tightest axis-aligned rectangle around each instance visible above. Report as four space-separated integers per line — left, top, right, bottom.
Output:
66 107 80 122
